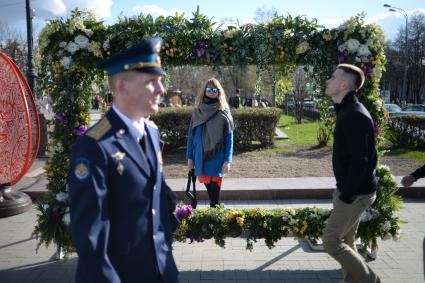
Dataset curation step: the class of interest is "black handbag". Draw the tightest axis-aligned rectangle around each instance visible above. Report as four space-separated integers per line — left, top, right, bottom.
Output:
184 169 197 209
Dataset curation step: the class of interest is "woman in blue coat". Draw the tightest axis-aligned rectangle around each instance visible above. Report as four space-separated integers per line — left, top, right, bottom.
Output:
187 78 234 207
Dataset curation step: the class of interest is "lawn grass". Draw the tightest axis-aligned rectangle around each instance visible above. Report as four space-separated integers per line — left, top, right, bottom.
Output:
385 149 425 162
277 114 327 146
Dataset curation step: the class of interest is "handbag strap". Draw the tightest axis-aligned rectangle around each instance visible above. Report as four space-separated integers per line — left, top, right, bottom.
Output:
185 169 197 197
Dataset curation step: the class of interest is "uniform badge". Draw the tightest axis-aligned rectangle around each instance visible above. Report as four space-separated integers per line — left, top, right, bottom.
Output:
117 162 124 175
111 151 126 161
157 150 163 172
74 158 90 181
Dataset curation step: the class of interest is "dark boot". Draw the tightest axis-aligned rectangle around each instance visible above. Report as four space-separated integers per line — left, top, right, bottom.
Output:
204 183 213 204
208 182 221 207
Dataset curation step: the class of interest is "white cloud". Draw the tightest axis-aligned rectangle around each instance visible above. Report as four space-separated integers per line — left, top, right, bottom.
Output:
132 5 183 18
0 0 113 24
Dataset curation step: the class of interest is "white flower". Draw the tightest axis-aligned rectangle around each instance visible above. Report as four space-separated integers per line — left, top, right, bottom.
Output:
379 164 390 172
59 41 67 48
360 56 369 63
57 50 64 57
56 192 68 202
282 216 288 222
61 56 73 69
102 40 110 50
372 66 382 80
355 56 361 62
66 42 79 54
374 100 382 110
85 29 93 37
379 221 391 232
42 204 50 210
345 38 360 53
357 44 371 57
208 224 214 229
63 213 71 226
74 35 90 49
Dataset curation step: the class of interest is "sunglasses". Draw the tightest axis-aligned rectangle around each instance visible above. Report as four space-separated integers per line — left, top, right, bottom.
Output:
205 87 219 93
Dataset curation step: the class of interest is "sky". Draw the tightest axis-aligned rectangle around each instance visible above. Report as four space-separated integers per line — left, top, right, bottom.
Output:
0 0 424 41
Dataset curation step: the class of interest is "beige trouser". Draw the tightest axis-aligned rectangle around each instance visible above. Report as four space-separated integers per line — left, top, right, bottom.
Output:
323 190 380 283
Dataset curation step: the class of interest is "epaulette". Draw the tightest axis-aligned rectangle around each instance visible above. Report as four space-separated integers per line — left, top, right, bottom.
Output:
146 119 158 129
86 117 111 140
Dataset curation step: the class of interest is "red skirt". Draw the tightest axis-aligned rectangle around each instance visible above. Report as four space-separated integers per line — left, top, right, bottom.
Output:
198 176 224 187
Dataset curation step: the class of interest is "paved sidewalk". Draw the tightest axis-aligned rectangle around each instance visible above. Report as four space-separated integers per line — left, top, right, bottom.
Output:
0 199 424 283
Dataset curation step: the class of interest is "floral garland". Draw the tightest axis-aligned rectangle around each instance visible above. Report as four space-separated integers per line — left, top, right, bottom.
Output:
175 165 402 252
33 9 395 257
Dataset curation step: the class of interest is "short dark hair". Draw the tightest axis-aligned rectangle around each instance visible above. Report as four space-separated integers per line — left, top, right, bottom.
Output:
236 88 240 94
337 64 365 90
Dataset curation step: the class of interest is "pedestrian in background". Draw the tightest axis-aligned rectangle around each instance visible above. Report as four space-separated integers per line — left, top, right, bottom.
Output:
186 78 234 207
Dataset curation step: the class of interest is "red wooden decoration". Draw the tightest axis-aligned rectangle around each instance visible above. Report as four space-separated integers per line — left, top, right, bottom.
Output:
8 56 40 170
0 51 38 185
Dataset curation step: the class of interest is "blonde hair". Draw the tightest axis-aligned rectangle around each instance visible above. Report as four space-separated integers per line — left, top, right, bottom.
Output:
194 78 229 110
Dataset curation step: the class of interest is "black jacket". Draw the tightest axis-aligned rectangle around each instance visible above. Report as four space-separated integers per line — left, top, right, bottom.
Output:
411 164 425 181
333 91 377 203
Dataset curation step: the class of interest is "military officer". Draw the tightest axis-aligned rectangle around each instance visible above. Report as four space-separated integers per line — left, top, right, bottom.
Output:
68 37 179 283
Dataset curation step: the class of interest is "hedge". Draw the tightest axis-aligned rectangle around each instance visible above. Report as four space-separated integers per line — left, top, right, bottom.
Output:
151 107 282 150
386 115 425 149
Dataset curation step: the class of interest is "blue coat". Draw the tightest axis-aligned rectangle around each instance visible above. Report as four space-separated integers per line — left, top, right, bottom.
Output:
69 109 179 283
186 119 233 177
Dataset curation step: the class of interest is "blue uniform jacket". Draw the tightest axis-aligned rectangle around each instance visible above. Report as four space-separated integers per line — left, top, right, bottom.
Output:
69 109 179 283
186 119 233 177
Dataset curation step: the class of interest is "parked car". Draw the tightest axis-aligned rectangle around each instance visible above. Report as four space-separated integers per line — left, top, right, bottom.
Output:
384 103 402 116
400 104 425 117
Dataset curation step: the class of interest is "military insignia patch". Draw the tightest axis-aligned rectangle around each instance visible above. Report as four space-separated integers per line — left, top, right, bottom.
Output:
74 158 90 181
111 151 126 161
117 162 125 175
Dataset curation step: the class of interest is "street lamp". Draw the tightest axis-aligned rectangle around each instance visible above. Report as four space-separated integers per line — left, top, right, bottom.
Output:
384 3 408 103
25 0 37 94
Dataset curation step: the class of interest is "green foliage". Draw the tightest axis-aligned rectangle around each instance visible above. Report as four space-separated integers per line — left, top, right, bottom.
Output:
385 116 425 149
150 107 192 149
175 187 402 252
356 165 404 251
151 107 281 150
231 108 282 149
35 8 391 255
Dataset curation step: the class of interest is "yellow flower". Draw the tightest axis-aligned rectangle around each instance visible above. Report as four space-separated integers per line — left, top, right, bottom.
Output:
322 31 332 41
89 41 103 58
296 41 310 55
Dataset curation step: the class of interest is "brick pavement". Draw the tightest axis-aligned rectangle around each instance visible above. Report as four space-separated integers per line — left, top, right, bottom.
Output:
0 199 424 283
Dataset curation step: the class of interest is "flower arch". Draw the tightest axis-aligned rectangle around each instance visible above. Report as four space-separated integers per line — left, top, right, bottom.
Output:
33 9 400 256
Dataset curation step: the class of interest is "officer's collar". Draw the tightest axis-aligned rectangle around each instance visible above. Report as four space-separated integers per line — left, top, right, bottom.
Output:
112 105 145 141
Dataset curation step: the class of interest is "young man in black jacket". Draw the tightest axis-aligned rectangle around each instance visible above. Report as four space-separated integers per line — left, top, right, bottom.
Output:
401 164 425 187
322 64 381 283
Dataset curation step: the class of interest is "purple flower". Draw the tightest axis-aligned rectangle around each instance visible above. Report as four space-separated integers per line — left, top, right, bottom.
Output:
375 127 381 135
48 207 62 224
175 204 194 220
337 51 346 63
54 113 65 121
364 66 373 76
72 125 88 136
207 52 217 62
195 41 206 58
